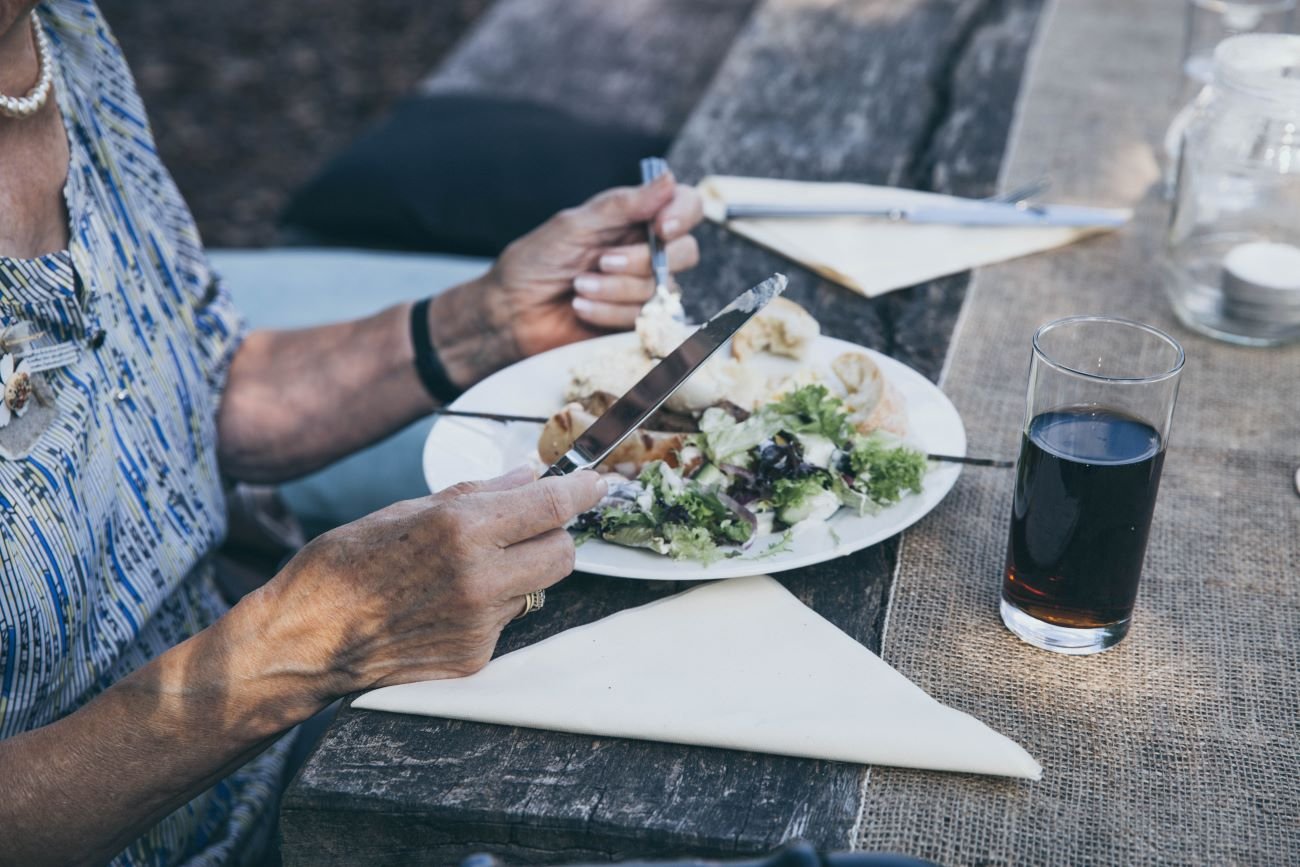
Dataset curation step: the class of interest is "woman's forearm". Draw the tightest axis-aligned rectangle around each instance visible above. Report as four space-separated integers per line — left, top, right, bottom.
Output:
216 275 510 484
0 582 332 866
216 296 434 483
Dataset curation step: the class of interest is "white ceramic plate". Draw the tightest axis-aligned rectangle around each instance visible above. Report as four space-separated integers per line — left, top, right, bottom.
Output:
423 333 965 580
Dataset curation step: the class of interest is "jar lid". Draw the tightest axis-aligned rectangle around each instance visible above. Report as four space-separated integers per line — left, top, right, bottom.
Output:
1214 34 1300 105
1221 241 1300 324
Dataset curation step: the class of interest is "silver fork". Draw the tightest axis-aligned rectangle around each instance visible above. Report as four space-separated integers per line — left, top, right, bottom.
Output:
639 157 687 322
21 341 80 373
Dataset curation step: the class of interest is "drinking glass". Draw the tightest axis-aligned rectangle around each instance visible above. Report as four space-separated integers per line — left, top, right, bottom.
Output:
1001 316 1185 655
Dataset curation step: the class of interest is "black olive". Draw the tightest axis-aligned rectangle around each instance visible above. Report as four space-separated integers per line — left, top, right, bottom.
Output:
663 504 691 524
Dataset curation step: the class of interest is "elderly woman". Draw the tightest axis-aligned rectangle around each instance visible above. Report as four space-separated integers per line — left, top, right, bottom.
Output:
0 1 703 863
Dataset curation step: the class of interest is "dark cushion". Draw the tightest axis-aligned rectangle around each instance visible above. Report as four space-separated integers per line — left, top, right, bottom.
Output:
281 95 672 257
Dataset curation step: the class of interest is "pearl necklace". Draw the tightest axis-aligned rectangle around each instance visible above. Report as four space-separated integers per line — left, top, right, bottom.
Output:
0 14 53 119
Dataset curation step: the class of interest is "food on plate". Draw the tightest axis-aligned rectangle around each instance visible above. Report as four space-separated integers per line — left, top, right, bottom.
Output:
545 297 928 562
831 351 909 437
538 391 754 473
537 401 688 472
731 296 821 361
574 391 706 433
565 351 654 404
572 297 817 415
635 294 694 359
569 384 929 562
571 463 756 562
669 358 768 414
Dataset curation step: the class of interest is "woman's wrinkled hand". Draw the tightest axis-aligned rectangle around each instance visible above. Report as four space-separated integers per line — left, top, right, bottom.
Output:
272 466 605 697
428 172 703 388
494 171 703 350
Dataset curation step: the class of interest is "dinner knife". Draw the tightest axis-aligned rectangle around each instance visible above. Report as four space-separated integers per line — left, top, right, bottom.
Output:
542 273 788 477
723 200 1130 229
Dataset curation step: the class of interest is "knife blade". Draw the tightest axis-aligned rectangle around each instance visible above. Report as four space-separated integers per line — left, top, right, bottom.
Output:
542 273 788 478
723 200 1130 229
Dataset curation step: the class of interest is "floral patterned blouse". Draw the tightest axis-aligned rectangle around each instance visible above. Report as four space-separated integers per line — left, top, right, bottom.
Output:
0 2 290 863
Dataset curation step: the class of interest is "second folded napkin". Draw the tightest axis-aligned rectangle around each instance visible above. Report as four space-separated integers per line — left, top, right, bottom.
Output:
699 175 1126 298
355 575 1042 779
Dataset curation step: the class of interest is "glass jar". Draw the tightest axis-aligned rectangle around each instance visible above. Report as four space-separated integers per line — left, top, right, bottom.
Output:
1163 0 1296 197
1163 34 1300 346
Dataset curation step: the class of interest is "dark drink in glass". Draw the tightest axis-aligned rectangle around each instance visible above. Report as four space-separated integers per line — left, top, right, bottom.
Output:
1001 317 1183 655
1004 407 1166 630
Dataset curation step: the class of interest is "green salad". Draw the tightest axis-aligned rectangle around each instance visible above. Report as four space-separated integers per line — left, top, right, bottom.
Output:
570 385 928 563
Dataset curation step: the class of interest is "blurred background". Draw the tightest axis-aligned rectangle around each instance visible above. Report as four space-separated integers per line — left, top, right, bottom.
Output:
97 0 759 258
99 0 493 247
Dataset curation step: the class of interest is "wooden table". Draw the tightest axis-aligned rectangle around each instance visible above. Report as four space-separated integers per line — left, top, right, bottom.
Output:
280 1 1045 863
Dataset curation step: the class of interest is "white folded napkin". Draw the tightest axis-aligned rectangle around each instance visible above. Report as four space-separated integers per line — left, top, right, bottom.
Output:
355 575 1042 779
699 175 1126 298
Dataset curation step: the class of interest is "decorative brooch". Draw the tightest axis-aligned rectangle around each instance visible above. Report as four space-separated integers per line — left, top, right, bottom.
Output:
0 353 33 427
0 326 81 428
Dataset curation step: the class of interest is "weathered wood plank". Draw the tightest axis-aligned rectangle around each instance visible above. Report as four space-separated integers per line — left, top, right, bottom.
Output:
878 0 1045 378
422 0 759 138
673 0 1045 380
282 1 1044 863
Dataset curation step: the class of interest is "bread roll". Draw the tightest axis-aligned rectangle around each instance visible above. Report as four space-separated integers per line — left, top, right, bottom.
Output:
831 351 908 437
732 297 820 361
565 350 653 403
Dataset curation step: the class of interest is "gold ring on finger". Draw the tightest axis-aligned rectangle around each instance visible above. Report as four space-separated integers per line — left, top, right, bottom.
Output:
514 589 546 621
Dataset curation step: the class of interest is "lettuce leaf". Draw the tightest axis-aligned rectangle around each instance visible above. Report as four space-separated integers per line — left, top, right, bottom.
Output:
693 408 778 465
847 435 928 505
662 524 725 563
695 386 854 465
603 525 671 554
640 461 756 546
830 473 878 516
573 461 756 559
771 475 830 512
769 385 853 445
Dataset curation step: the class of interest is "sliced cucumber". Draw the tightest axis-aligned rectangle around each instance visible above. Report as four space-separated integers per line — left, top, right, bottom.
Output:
777 489 840 526
796 433 837 468
692 462 726 488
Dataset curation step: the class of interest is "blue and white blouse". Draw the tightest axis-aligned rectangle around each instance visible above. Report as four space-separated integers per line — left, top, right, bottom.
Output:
0 2 290 863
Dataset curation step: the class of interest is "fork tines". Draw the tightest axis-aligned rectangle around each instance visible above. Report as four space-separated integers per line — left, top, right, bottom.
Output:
640 156 669 184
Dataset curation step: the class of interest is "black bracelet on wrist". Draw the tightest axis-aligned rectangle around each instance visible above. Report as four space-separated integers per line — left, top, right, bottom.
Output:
409 297 464 404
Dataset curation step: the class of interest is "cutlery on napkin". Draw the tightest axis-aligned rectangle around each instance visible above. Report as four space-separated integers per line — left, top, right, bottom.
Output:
354 575 1042 779
699 175 1131 298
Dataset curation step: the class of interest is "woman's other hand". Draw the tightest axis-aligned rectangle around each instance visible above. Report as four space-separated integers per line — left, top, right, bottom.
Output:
256 466 605 699
495 171 703 350
428 172 703 388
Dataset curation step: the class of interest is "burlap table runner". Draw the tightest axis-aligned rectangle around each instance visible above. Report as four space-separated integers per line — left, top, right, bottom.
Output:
855 0 1300 862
